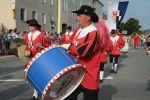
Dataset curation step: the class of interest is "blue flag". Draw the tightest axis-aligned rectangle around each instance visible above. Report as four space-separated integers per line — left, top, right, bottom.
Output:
107 1 129 32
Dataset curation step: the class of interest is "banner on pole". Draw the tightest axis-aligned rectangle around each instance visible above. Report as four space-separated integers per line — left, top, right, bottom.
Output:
107 1 129 32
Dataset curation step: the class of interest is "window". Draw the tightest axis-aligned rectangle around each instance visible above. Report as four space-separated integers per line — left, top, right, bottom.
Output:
70 10 75 18
65 0 67 11
42 13 46 24
62 0 67 11
97 3 99 7
62 0 65 11
76 5 78 10
71 0 75 3
20 7 26 21
71 24 75 31
32 10 37 20
42 0 46 3
79 0 82 7
89 2 91 6
50 0 53 5
50 14 53 21
71 10 74 18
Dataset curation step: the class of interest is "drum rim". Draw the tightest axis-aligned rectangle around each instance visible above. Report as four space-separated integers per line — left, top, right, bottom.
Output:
42 64 85 100
24 46 62 75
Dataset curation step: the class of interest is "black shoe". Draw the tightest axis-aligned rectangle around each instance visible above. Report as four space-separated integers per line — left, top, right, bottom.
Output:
30 96 39 100
114 71 117 74
100 79 103 83
110 69 114 73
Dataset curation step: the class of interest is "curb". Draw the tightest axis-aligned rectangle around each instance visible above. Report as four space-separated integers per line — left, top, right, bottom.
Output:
0 55 16 59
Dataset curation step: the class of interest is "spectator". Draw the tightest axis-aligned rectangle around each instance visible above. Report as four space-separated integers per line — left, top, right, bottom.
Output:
6 29 14 55
0 30 3 55
53 32 59 40
15 32 20 38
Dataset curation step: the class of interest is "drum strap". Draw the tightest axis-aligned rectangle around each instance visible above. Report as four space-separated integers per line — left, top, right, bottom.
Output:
29 34 33 49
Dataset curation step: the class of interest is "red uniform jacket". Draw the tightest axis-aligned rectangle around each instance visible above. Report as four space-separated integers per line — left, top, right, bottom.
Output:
100 40 113 63
60 31 75 44
68 25 101 90
132 35 139 47
24 30 50 57
110 35 125 55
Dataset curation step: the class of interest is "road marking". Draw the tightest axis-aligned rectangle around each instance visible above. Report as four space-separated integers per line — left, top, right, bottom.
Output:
129 47 145 49
0 55 15 59
103 76 114 79
0 79 24 82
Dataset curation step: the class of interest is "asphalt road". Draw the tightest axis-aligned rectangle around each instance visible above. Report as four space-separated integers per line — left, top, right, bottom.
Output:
0 46 150 100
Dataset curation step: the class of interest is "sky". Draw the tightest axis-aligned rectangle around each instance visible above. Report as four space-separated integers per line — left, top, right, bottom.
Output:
99 0 150 30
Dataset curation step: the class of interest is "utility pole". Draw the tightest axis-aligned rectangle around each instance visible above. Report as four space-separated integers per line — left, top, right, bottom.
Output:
57 0 61 34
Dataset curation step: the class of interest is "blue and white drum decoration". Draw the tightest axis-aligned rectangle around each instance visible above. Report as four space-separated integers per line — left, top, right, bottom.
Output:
24 46 85 100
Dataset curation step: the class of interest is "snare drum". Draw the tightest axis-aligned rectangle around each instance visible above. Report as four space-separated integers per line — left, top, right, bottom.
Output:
24 46 85 100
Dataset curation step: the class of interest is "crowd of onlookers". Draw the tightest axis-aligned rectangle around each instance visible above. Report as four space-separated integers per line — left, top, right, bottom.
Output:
122 33 150 48
0 28 21 56
140 33 150 55
0 28 62 56
1 27 150 56
122 33 150 55
139 33 150 49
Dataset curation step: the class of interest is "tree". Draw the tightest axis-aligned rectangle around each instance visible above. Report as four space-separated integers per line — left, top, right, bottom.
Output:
124 18 142 35
119 22 125 32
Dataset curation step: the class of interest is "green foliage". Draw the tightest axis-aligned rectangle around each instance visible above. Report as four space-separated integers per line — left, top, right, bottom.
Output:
51 20 56 30
119 22 125 32
119 18 142 35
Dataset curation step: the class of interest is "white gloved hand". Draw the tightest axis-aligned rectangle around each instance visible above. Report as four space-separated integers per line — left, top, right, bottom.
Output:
61 44 71 50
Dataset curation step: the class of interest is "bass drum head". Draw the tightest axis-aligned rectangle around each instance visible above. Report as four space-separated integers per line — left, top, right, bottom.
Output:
42 65 85 100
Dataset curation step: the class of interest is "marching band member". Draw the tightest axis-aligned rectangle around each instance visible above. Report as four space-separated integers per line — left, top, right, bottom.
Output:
100 41 113 83
62 5 103 100
109 29 125 74
24 19 50 57
131 33 140 49
95 16 113 83
24 19 50 100
60 26 74 44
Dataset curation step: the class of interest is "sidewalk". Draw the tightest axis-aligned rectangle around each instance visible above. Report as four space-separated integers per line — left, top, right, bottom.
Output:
0 55 15 59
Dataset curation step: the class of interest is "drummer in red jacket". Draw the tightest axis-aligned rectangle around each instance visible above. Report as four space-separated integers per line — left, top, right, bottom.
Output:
60 26 75 44
109 29 125 74
62 5 103 100
24 19 50 100
24 19 50 57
